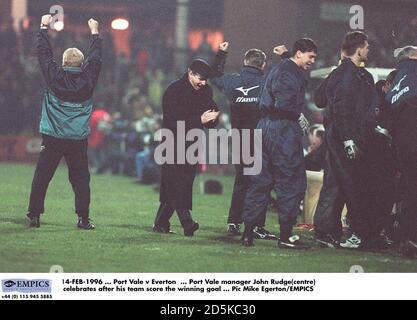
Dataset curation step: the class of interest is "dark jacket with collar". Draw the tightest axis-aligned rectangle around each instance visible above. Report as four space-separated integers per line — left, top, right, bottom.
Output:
385 59 417 150
325 58 376 146
37 29 102 139
386 59 417 109
259 57 308 118
159 74 218 210
211 50 263 129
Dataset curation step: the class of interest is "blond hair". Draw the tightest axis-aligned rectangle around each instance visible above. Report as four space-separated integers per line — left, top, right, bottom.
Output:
62 48 84 67
394 46 417 62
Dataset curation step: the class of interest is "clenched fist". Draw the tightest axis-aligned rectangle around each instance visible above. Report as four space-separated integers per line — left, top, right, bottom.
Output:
273 45 288 56
219 42 229 52
88 18 99 34
41 14 53 27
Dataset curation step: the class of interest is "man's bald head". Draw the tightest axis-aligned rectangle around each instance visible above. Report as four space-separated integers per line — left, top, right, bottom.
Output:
394 46 417 62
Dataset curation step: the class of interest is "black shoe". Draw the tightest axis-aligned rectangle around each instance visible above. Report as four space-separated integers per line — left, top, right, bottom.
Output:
400 240 417 259
184 221 199 237
380 230 395 246
28 216 40 228
241 226 254 247
227 223 241 236
278 235 310 250
153 224 176 234
315 234 340 249
364 236 390 251
77 218 95 230
253 226 277 240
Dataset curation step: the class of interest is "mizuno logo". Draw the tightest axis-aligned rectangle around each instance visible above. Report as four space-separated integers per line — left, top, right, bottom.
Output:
235 85 260 96
391 86 410 104
391 75 407 92
236 97 258 103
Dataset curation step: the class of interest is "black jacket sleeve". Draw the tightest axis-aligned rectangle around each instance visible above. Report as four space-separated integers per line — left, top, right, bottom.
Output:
210 50 228 91
314 74 331 109
332 70 357 141
211 50 227 78
82 34 103 92
281 51 291 60
37 29 60 87
203 87 219 129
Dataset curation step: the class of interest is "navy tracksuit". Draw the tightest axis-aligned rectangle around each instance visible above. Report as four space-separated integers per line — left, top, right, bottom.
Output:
242 58 308 238
210 50 266 226
386 59 417 242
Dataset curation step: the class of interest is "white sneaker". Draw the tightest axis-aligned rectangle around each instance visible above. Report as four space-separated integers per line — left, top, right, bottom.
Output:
340 234 362 249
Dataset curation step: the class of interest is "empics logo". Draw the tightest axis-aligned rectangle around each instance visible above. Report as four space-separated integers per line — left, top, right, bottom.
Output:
1 279 52 293
3 280 16 288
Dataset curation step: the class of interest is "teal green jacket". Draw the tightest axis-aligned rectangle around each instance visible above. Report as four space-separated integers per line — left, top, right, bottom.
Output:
40 84 93 140
37 29 102 139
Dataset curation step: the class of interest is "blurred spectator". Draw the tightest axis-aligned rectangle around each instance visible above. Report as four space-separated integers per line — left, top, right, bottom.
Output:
88 108 112 171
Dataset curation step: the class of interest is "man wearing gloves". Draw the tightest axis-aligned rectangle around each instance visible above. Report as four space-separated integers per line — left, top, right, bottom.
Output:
26 14 102 229
325 31 376 249
241 38 317 249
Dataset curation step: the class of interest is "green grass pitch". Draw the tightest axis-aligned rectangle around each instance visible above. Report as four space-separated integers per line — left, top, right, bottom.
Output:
0 163 416 272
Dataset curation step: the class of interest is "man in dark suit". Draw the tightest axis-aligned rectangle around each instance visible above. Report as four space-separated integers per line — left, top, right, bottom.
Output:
153 60 220 237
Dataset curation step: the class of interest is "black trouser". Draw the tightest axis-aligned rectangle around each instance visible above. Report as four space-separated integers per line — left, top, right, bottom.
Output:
326 127 372 240
398 150 417 242
242 118 306 240
362 135 396 239
228 126 267 227
154 202 193 229
28 135 90 217
313 149 346 240
227 164 266 226
395 105 417 242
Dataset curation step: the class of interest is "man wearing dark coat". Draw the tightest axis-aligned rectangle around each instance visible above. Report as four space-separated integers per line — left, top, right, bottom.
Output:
386 46 417 257
325 32 377 249
153 60 220 236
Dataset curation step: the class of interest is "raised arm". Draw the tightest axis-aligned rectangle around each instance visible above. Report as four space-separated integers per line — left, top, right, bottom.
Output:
82 18 102 91
210 42 229 91
37 14 60 86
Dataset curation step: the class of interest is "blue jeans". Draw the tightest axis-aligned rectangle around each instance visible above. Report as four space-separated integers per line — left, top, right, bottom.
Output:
135 149 151 180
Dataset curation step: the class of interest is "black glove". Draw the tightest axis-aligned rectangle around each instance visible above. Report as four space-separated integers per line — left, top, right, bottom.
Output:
343 140 360 160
